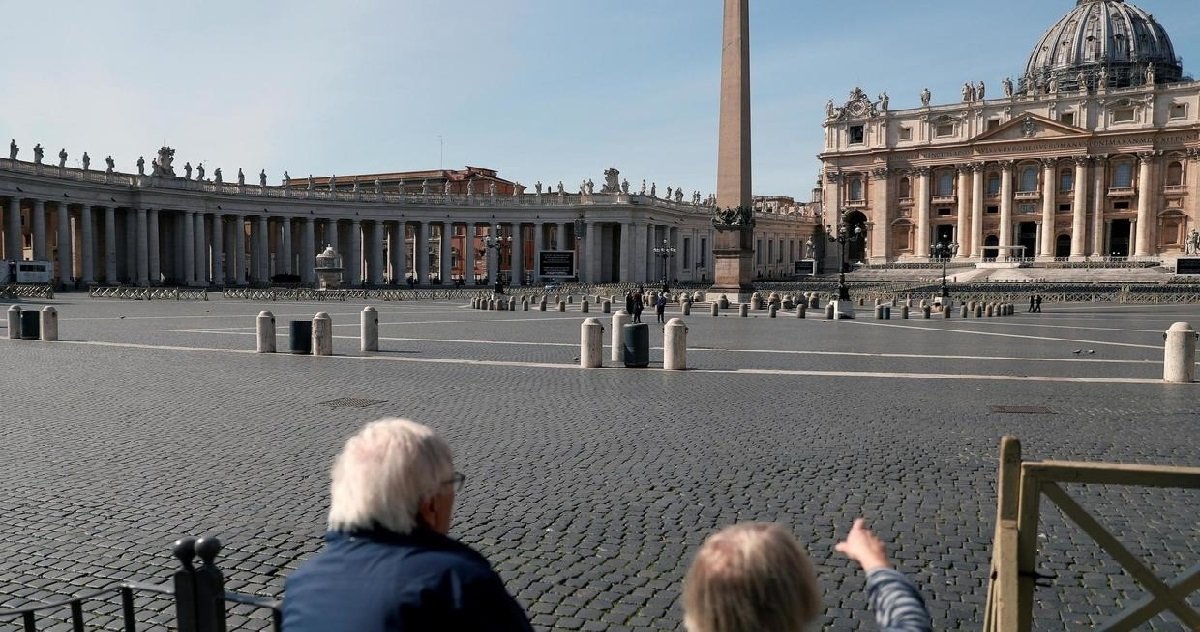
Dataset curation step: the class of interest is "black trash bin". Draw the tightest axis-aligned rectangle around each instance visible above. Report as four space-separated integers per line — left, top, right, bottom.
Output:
622 323 650 368
19 310 40 340
289 320 313 355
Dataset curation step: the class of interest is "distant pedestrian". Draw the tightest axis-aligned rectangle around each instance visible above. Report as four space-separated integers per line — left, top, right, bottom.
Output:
1028 295 1036 313
1034 294 1043 313
656 292 668 323
625 291 635 315
633 289 645 323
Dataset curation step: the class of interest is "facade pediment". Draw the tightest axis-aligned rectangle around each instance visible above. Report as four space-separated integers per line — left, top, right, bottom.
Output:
972 114 1087 143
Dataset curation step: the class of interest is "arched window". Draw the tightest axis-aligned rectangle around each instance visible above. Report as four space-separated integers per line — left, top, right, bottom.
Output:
1059 168 1074 192
936 172 955 197
898 177 912 199
1112 161 1135 188
986 173 1001 196
1018 166 1039 192
849 177 864 201
1166 161 1184 187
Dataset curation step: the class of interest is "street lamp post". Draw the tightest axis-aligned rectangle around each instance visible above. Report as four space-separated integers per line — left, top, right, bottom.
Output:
482 223 511 292
652 239 676 289
826 215 863 301
930 241 959 298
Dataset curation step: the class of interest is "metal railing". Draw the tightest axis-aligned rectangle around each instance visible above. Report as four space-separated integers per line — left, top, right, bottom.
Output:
0 284 54 299
0 536 280 632
89 286 210 301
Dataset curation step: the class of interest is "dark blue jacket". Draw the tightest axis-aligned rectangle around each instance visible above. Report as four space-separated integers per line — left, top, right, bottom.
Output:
283 527 533 632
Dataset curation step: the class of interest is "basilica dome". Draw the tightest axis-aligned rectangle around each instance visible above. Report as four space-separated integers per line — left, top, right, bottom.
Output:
1019 0 1182 94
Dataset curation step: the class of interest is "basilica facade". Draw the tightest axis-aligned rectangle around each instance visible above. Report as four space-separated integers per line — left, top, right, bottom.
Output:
820 0 1199 263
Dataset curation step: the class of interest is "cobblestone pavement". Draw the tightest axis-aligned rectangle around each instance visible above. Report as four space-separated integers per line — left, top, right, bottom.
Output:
0 293 1198 630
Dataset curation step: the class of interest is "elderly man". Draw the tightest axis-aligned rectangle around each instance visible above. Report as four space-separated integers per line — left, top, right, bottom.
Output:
283 418 533 631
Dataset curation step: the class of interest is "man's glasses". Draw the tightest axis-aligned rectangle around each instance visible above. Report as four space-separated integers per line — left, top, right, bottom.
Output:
445 471 466 493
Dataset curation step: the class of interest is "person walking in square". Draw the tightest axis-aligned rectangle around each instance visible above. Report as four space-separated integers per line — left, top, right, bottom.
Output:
655 292 668 324
625 291 635 316
633 288 645 323
1028 294 1036 313
1034 294 1043 313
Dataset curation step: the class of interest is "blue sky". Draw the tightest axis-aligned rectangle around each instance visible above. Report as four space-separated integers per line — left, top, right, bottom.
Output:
2 0 1197 199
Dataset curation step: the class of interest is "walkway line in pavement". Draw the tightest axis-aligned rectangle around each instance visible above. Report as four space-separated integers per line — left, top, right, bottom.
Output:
37 339 1177 385
170 329 1162 365
847 320 1162 349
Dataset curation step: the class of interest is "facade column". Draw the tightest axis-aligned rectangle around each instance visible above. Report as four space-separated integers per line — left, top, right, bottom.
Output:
103 207 117 283
389 222 405 283
413 221 428 284
194 212 207 284
557 222 569 251
1040 159 1057 258
233 215 246 284
4 198 20 261
302 218 316 284
279 217 292 276
1134 153 1155 256
135 208 149 285
172 213 184 282
1033 222 1042 257
148 210 160 284
999 161 1015 252
632 222 648 283
825 173 842 225
325 219 339 254
669 226 680 282
532 222 544 283
183 211 196 285
1070 157 1089 258
439 221 452 285
255 215 269 284
211 214 224 284
1105 219 1114 255
869 169 891 262
511 223 524 286
970 164 985 259
915 168 931 259
1092 157 1107 256
370 221 385 285
32 200 47 261
619 222 632 283
124 210 136 282
80 206 95 284
56 203 72 283
955 166 970 257
347 219 363 285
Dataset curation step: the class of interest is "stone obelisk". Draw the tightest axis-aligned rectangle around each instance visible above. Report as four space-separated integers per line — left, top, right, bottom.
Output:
710 0 755 301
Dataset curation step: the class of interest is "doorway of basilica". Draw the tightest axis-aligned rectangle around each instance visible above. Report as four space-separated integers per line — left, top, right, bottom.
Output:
1109 219 1132 257
844 211 868 262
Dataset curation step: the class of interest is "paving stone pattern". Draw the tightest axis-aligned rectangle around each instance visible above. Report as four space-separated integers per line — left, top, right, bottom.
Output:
0 295 1197 630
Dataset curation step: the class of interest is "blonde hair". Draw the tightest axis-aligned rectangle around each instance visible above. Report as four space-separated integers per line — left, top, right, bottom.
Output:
327 418 454 534
683 523 821 632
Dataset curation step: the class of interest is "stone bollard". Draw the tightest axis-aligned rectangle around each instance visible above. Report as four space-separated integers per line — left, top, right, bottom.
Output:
40 306 58 341
7 306 20 340
581 318 604 368
968 301 977 312
256 310 276 353
986 304 994 317
568 295 575 304
961 305 969 318
719 296 730 309
901 305 909 320
923 305 931 319
1163 322 1197 383
797 304 806 319
603 300 611 314
664 318 688 371
769 305 777 318
313 312 333 356
809 295 819 309
523 300 530 312
883 306 891 320
539 299 547 312
875 298 882 307
509 297 517 311
825 303 835 320
710 302 719 317
581 299 590 313
943 304 951 318
739 303 749 318
558 301 566 312
682 301 691 316
360 306 379 352
611 310 631 362
874 305 884 320
975 305 983 318
751 294 763 310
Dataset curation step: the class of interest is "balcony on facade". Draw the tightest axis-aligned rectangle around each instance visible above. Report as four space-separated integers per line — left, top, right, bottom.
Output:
1014 191 1041 201
1164 185 1188 195
931 195 956 205
845 198 867 208
1107 187 1136 198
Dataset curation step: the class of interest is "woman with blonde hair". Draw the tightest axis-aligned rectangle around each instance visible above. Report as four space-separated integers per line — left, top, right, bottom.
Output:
683 519 931 632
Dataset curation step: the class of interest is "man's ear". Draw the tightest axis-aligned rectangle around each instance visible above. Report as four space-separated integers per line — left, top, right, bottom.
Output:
416 495 438 529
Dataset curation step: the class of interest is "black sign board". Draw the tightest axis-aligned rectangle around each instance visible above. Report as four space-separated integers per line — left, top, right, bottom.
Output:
538 251 576 278
1177 258 1200 275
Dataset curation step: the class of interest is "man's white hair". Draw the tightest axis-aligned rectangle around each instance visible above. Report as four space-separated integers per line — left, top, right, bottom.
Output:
327 418 454 534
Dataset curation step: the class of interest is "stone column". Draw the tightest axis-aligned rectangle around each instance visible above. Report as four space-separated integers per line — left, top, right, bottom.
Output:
999 161 1014 251
1135 153 1155 256
57 202 72 283
32 200 46 261
211 214 224 284
255 215 269 283
871 169 891 262
1070 157 1089 258
389 222 404 283
4 198 18 261
301 218 316 284
1092 157 1107 256
532 222 544 283
172 214 184 282
148 210 160 284
971 164 985 259
279 217 292 276
669 226 680 281
619 222 632 282
416 221 430 284
348 219 362 285
955 166 970 257
233 215 246 284
370 221 385 285
102 207 117 283
194 212 207 284
183 211 196 285
557 222 569 251
511 222 524 286
126 210 137 282
135 208 149 285
1040 159 1057 258
632 222 648 283
914 169 931 259
80 206 95 284
439 221 452 285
